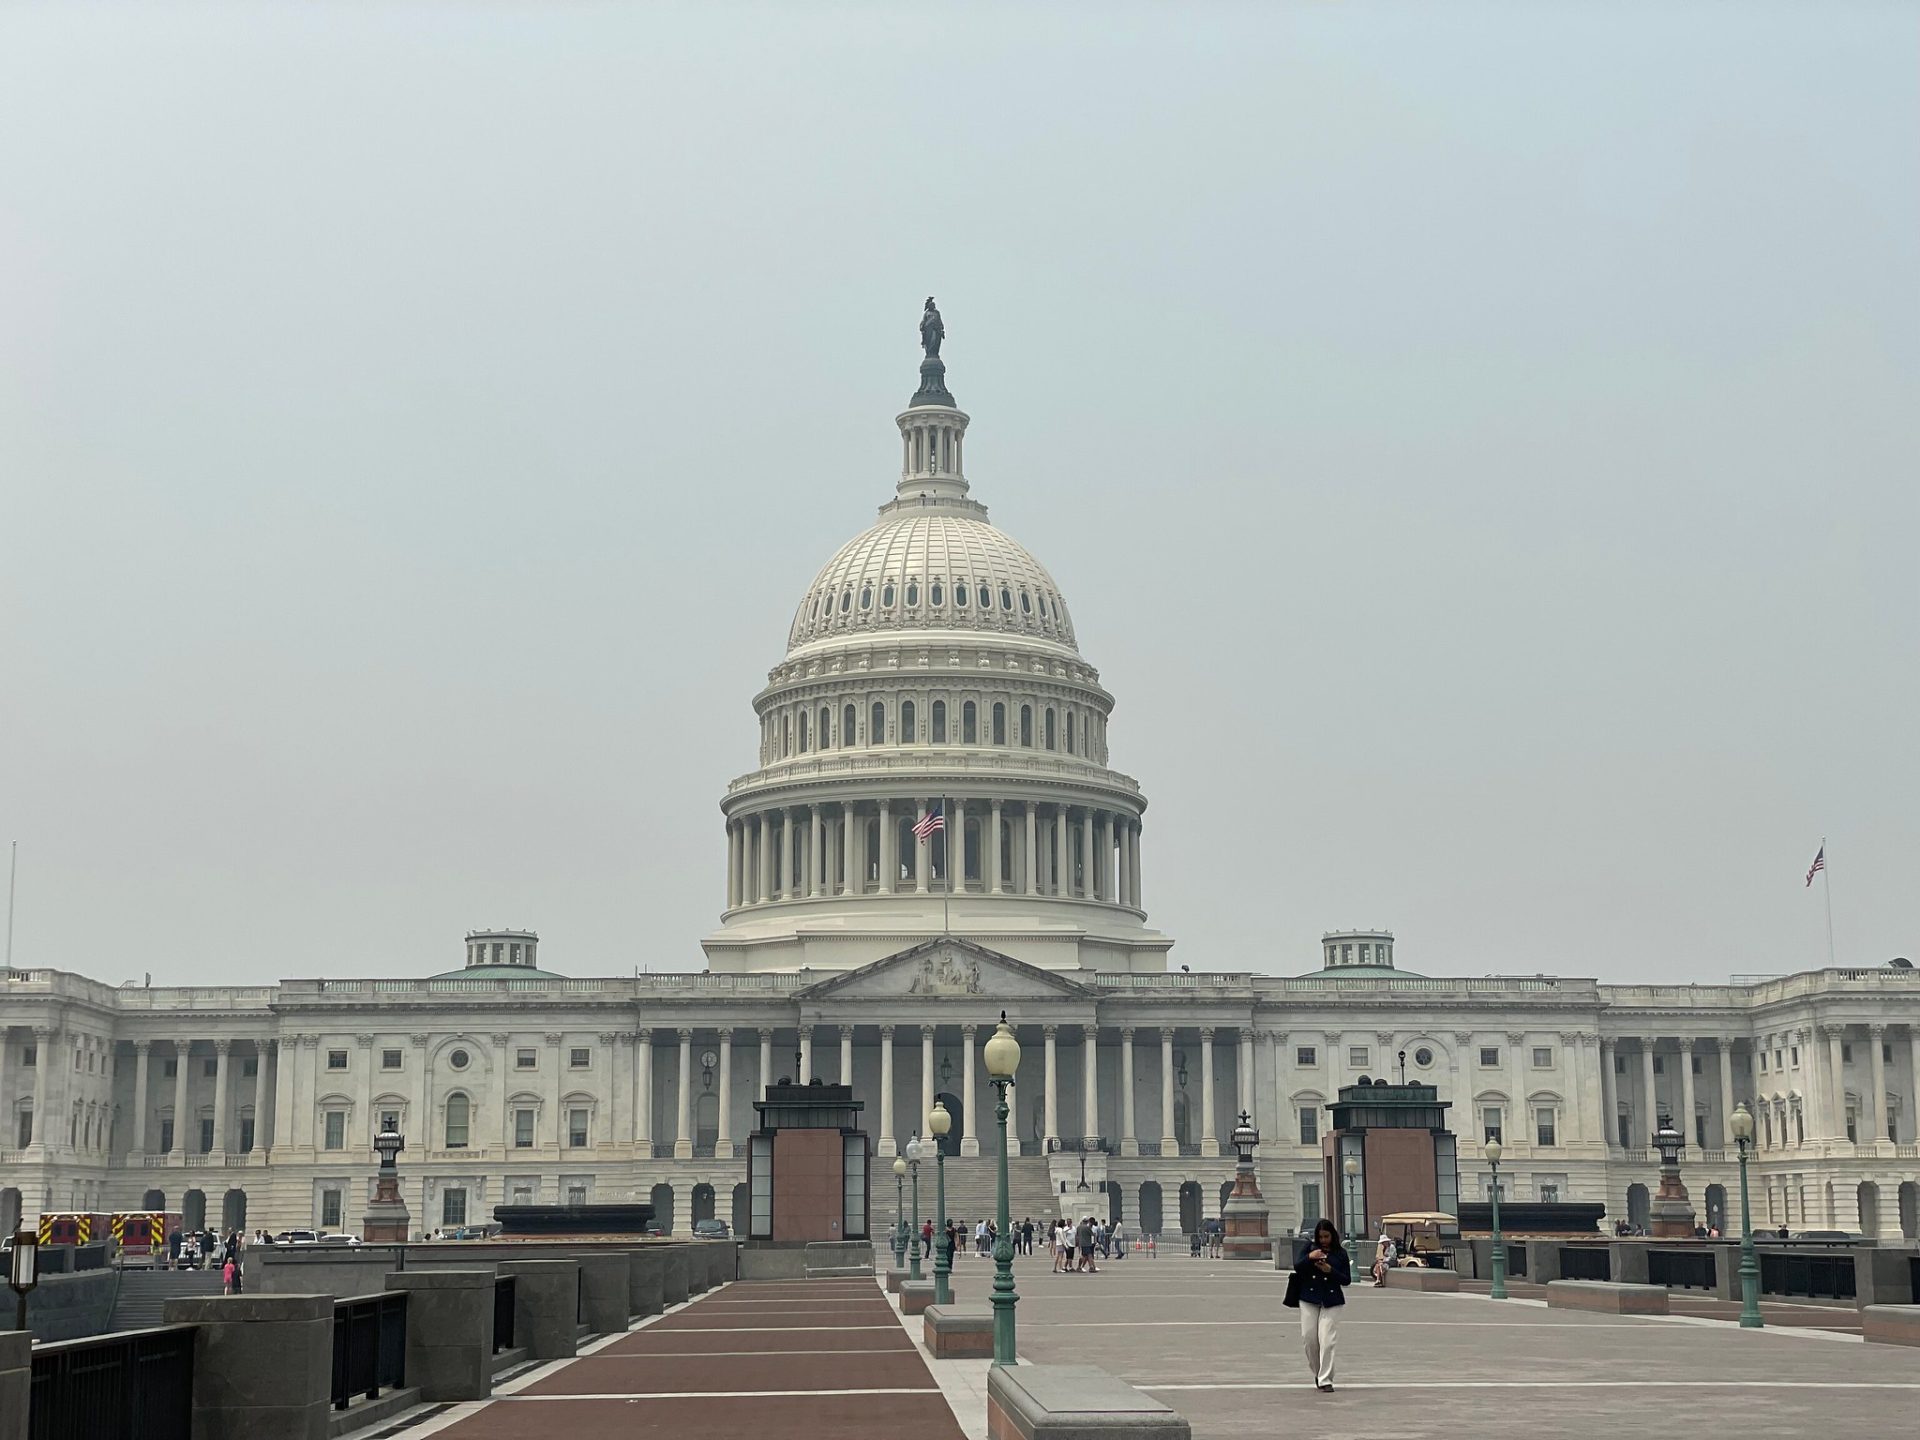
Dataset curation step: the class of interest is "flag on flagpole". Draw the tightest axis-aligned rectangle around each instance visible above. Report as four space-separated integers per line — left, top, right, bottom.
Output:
1805 846 1825 887
913 802 945 843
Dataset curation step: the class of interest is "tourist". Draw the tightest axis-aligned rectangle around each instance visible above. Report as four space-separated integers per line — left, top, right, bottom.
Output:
1075 1215 1098 1273
1113 1221 1127 1259
1189 1227 1203 1258
1284 1219 1351 1392
1776 1223 1790 1238
1372 1232 1397 1285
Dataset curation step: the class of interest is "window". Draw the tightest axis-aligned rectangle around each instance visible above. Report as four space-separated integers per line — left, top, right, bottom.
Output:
1020 589 1032 614
1347 1046 1369 1068
1295 1046 1317 1067
321 1190 342 1229
932 700 946 743
570 1047 590 1069
881 581 895 608
1482 1107 1502 1143
17 1111 32 1148
1479 1048 1500 1068
1885 1042 1895 1064
1044 709 1056 750
1298 1107 1319 1145
1539 1182 1561 1203
930 581 943 606
956 582 969 607
1758 1053 1768 1073
382 1049 402 1070
797 710 808 751
568 1109 589 1147
1695 1113 1708 1148
842 704 855 747
203 1058 217 1077
1845 1109 1857 1142
449 1048 470 1070
199 1117 214 1152
1842 1044 1853 1064
906 581 919 607
23 1046 36 1068
324 1112 346 1150
1531 1047 1552 1068
327 1050 348 1070
1413 1047 1434 1068
242 1056 258 1078
901 700 916 741
240 1117 256 1152
1019 705 1032 747
514 1110 535 1148
1617 1111 1631 1147
839 589 851 613
1535 1108 1556 1146
1066 712 1075 752
1691 1054 1703 1074
516 1049 537 1069
380 1110 399 1133
1000 586 1013 610
962 701 977 743
1790 1046 1800 1066
444 1094 470 1149
872 701 886 744
1773 1050 1782 1070
566 1185 588 1206
859 584 872 610
441 1189 468 1227
992 703 1006 745
157 1118 172 1152
1652 1056 1665 1074
1301 1182 1321 1226
1613 1055 1626 1075
161 1058 177 1078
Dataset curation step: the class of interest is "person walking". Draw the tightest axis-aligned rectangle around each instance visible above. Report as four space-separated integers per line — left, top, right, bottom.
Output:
1284 1219 1351 1392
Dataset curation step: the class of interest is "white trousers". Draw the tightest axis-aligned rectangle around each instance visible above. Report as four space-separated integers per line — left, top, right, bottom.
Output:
1299 1301 1338 1386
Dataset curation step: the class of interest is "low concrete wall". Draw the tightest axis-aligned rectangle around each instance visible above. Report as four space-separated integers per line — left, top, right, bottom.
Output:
576 1254 630 1334
1545 1280 1669 1315
1382 1267 1459 1293
164 1293 334 1440
624 1249 667 1316
739 1247 811 1281
924 1303 992 1359
987 1362 1190 1440
497 1260 580 1361
19 1269 118 1342
1863 1304 1920 1347
1856 1247 1917 1307
0 1332 29 1440
386 1270 494 1401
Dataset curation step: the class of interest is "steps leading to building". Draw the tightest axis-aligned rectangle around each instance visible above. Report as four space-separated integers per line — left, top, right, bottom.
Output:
110 1268 225 1330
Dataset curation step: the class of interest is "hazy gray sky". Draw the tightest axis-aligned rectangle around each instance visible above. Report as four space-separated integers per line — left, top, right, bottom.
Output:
3 2 1915 988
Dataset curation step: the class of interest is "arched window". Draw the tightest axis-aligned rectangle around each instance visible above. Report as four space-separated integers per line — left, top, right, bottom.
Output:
1020 705 1033 747
444 1094 470 1149
906 580 920 607
931 581 944 606
798 710 809 752
1066 712 1076 753
962 701 977 743
1000 586 1014 611
871 701 886 745
782 715 792 757
1020 589 1032 614
819 707 831 747
901 700 916 743
840 589 852 613
956 583 969 608
882 581 896 608
860 584 873 610
842 704 856 748
992 703 1007 745
931 700 947 743
1044 708 1056 750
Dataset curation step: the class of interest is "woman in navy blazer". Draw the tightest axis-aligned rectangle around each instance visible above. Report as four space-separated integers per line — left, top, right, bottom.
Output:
1286 1219 1352 1391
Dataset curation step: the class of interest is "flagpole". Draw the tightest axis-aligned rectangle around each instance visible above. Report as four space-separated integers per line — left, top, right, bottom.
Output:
4 840 16 976
1821 836 1836 968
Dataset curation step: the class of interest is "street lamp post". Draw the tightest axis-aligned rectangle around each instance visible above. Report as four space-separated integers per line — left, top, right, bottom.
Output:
906 1136 924 1281
930 1099 953 1305
1731 1103 1763 1329
1484 1137 1506 1300
892 1156 908 1268
7 1230 38 1333
984 1011 1023 1366
1341 1155 1359 1240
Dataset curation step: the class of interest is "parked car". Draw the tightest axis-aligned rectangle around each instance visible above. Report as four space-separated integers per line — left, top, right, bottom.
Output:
314 1233 363 1247
643 1221 669 1236
1790 1230 1860 1242
274 1229 318 1245
693 1219 731 1240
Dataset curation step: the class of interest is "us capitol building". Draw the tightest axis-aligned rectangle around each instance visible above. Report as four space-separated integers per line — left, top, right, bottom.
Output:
4 309 1918 1244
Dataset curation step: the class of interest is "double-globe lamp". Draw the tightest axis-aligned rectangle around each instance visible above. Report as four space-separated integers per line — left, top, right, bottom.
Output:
983 1012 1022 1366
891 1155 909 1268
929 1099 953 1304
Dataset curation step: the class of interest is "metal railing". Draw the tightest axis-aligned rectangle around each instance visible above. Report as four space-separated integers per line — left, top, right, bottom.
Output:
1559 1246 1612 1281
1760 1251 1856 1300
492 1276 516 1353
331 1292 408 1411
1648 1248 1716 1291
30 1325 195 1440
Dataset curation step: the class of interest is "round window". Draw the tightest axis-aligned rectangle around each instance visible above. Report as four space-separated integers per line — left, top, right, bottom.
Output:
1414 1047 1434 1068
449 1049 470 1070
881 582 895 607
930 582 943 606
906 582 920 607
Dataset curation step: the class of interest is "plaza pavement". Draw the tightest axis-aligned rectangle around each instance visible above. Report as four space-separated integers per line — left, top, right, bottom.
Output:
1005 1252 1920 1439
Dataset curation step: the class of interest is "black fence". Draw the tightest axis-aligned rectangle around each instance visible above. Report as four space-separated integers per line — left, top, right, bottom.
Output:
1505 1243 1527 1279
29 1325 194 1440
1648 1249 1717 1291
493 1276 516 1353
1559 1246 1612 1281
331 1293 408 1411
1760 1251 1856 1301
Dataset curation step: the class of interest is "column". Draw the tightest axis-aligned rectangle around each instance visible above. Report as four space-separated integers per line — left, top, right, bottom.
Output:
545 1032 564 1150
726 823 739 908
1129 822 1142 909
1082 1025 1100 1141
1115 823 1130 907
1678 1038 1697 1147
673 1029 693 1158
1869 1024 1889 1145
758 1028 773 1099
1023 805 1038 893
1599 1039 1618 1148
839 1025 854 1085
920 1025 935 1133
878 1026 897 1156
129 1041 151 1156
1200 1027 1219 1156
953 798 967 891
1719 1042 1737 1147
879 801 895 894
250 1041 272 1153
1054 807 1069 895
1507 1034 1527 1148
716 1029 734 1158
1909 1028 1920 1144
1043 1026 1059 1145
1238 1030 1256 1126
1269 1031 1286 1147
1160 1028 1177 1152
915 802 931 893
271 1035 298 1154
1079 811 1094 897
1098 813 1114 901
799 1025 813 1084
990 801 1004 894
780 810 796 898
1120 1028 1138 1156
1640 1043 1658 1137
1825 1026 1847 1138
171 1037 191 1155
636 1031 654 1152
756 813 771 902
808 807 823 896
960 1023 979 1157
210 1039 233 1156
842 801 857 894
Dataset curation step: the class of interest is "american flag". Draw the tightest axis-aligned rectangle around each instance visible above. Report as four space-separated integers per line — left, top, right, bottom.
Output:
913 802 945 842
1805 846 1825 887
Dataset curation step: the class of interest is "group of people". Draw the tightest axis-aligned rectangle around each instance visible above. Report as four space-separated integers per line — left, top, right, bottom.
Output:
165 1226 245 1293
1049 1215 1126 1270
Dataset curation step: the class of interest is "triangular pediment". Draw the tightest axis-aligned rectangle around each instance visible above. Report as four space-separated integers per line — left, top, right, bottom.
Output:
795 937 1095 1001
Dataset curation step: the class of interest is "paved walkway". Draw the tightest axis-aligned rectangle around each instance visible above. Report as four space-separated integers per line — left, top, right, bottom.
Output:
410 1277 966 1440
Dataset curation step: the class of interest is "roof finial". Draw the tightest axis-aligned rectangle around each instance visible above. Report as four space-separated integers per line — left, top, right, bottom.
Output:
911 296 955 408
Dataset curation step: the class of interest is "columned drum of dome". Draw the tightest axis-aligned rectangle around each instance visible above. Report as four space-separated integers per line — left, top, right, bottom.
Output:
703 316 1170 975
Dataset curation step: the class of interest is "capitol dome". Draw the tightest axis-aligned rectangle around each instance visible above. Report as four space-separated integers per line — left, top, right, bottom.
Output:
787 509 1078 654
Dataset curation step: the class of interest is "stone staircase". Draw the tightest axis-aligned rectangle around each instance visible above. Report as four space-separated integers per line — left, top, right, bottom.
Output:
883 1154 1062 1238
110 1268 224 1330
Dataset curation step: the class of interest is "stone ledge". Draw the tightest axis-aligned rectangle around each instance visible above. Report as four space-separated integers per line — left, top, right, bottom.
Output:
987 1362 1191 1440
885 1267 910 1293
1545 1280 1669 1315
1864 1305 1920 1347
900 1280 937 1316
1383 1267 1460 1293
925 1303 993 1359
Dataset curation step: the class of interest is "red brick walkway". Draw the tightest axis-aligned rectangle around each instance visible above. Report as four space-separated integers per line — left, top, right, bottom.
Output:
425 1278 966 1440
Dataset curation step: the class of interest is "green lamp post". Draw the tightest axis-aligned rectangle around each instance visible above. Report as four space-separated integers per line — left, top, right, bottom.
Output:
892 1156 908 1267
1731 1103 1763 1328
984 1012 1023 1366
906 1135 924 1281
930 1099 953 1305
1484 1137 1507 1300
